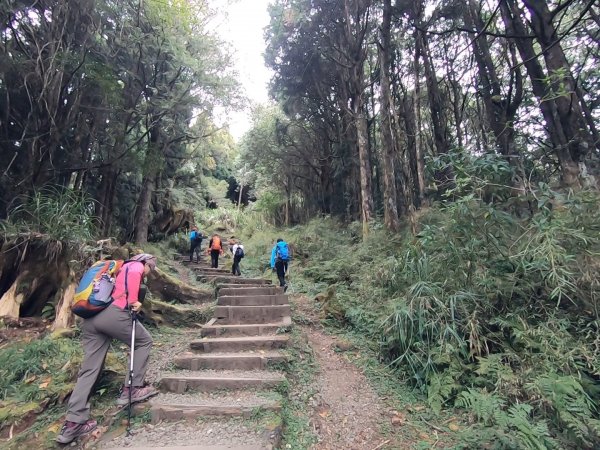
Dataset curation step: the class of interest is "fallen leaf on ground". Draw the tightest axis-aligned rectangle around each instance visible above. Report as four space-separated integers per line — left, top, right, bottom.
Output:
24 375 37 384
418 432 432 442
391 412 405 426
39 377 52 389
448 423 460 432
47 423 61 433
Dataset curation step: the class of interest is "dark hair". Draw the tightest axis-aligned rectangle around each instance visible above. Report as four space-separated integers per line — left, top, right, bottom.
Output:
277 238 283 243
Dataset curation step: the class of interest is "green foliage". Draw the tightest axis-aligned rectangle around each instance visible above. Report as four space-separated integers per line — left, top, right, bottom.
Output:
278 329 319 449
1 187 98 241
0 336 82 414
456 389 557 449
237 188 600 448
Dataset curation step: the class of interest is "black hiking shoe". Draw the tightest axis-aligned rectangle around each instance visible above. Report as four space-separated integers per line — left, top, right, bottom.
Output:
283 284 288 293
56 419 97 444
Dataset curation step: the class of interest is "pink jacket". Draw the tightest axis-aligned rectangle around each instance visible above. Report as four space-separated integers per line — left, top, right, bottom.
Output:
111 261 144 309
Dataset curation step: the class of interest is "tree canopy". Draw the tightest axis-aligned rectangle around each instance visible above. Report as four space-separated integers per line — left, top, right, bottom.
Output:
1 0 240 241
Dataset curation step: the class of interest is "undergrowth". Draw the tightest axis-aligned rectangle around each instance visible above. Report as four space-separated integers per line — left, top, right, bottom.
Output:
0 186 98 241
229 183 600 449
278 329 319 449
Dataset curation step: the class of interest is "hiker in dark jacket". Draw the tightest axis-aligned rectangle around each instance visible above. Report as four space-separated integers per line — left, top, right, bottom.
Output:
189 225 202 263
230 239 244 276
270 238 290 290
207 234 224 268
56 254 158 445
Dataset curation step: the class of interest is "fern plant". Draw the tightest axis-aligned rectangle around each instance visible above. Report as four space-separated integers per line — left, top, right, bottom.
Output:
456 389 558 449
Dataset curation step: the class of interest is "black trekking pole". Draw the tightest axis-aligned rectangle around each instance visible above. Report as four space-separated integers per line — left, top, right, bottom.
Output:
126 309 137 436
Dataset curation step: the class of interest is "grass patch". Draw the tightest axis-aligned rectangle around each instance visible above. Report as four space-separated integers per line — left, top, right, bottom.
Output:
278 328 319 449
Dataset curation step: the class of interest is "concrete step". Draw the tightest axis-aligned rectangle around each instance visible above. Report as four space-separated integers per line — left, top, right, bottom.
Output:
179 259 211 267
214 305 291 324
189 335 289 353
217 294 288 306
101 417 278 449
159 370 286 393
198 275 271 285
145 392 282 423
201 318 292 337
174 350 288 370
105 447 265 450
218 286 284 297
99 413 281 450
192 267 231 274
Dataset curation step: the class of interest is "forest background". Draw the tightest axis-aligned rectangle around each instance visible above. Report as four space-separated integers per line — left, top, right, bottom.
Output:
0 0 599 448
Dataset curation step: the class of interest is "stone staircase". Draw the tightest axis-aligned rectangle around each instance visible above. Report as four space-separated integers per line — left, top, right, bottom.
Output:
104 255 291 450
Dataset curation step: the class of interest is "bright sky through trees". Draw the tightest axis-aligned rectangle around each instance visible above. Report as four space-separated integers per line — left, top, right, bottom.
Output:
214 0 273 140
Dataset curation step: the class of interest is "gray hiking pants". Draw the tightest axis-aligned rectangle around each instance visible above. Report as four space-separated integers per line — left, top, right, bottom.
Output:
66 305 152 423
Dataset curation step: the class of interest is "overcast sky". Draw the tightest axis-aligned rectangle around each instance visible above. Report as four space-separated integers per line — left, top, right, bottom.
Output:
213 0 273 141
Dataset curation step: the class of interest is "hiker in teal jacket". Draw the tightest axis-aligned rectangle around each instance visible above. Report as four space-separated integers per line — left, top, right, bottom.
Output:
189 226 202 263
270 239 290 290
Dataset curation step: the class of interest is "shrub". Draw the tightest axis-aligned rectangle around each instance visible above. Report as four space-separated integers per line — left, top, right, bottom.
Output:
2 186 98 241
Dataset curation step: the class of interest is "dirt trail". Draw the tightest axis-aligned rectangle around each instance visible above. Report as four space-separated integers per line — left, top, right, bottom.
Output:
292 295 420 450
304 327 392 449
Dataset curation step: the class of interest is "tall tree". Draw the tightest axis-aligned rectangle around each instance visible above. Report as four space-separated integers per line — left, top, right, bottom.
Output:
378 0 401 231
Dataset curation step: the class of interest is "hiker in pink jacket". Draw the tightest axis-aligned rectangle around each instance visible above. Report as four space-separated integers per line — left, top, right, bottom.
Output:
57 254 158 444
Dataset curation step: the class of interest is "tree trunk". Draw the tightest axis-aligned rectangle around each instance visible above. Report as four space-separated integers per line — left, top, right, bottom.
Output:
500 0 583 187
379 0 401 232
52 268 76 330
237 181 244 210
414 14 455 194
356 111 373 237
0 272 29 318
134 120 161 244
521 0 595 170
412 46 426 205
464 0 524 190
134 173 156 244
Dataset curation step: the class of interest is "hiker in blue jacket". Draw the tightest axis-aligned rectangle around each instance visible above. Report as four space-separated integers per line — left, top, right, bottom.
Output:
270 238 290 290
189 225 202 263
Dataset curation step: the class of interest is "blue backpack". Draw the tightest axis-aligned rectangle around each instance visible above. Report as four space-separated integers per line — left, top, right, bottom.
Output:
235 246 245 258
276 242 290 261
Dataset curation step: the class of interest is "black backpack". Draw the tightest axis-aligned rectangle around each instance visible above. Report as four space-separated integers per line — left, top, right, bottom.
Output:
235 246 244 258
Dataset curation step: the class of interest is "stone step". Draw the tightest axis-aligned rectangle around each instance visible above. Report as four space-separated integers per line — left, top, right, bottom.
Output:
145 392 282 423
101 417 278 449
198 275 271 285
105 447 264 450
159 370 286 393
173 351 288 370
201 318 292 337
218 286 284 297
189 335 289 353
214 305 291 324
217 294 288 306
179 259 211 267
192 266 231 274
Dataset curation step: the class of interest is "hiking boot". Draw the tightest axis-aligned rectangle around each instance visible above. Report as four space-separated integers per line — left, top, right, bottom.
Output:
116 385 158 406
55 419 97 444
283 284 288 293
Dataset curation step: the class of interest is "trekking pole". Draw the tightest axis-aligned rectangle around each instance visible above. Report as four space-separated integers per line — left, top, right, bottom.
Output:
286 261 292 293
126 309 137 436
